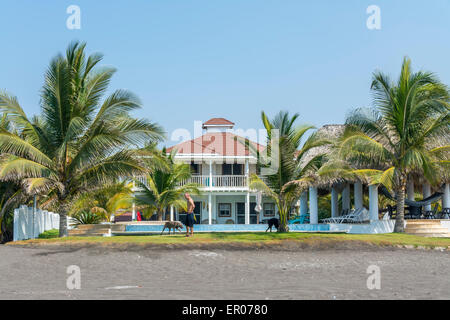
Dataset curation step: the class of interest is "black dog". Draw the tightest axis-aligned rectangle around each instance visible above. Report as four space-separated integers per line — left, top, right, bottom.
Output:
266 218 279 232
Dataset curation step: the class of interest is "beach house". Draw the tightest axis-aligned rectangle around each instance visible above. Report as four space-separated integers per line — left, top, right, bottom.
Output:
162 118 277 225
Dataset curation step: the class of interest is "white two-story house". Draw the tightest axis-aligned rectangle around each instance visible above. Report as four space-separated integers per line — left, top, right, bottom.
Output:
166 118 278 225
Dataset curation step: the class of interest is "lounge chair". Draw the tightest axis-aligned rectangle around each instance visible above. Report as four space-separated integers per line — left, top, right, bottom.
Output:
343 208 370 223
321 209 352 223
324 208 369 224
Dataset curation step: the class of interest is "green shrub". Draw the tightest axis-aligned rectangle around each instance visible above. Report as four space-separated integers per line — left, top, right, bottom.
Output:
38 229 59 239
72 211 102 225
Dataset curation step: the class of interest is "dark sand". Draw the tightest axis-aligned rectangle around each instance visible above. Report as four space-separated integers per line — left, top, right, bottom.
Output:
0 245 449 299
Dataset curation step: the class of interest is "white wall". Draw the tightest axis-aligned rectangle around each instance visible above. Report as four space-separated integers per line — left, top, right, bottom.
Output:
329 220 396 234
13 205 60 241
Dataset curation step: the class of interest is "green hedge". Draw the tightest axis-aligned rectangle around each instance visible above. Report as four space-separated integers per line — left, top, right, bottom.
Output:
38 229 59 239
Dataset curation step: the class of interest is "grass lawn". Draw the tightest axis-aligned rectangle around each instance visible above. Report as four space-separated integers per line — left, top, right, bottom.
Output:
8 232 450 249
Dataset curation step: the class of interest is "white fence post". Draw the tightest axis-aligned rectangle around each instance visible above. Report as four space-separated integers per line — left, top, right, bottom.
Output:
12 206 60 241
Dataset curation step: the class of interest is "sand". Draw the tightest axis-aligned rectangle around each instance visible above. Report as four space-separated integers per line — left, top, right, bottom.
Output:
0 245 449 299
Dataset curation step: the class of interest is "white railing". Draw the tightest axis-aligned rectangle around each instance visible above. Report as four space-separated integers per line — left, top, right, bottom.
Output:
137 175 249 188
212 175 248 188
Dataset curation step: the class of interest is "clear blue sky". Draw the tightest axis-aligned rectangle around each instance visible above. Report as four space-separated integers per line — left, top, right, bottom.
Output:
1 0 449 146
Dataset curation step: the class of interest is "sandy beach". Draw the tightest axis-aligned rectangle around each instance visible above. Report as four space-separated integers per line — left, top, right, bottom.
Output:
0 245 449 300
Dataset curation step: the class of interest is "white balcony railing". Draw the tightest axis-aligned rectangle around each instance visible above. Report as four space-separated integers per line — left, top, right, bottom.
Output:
136 175 249 189
181 175 248 188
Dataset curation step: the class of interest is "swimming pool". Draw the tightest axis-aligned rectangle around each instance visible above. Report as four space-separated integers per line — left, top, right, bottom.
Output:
123 223 331 233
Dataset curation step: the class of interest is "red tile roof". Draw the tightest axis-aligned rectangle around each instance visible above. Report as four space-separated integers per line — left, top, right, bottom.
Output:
202 118 235 127
167 132 264 156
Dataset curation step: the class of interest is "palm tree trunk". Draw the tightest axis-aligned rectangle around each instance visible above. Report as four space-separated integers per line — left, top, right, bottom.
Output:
157 210 163 221
278 220 289 232
277 205 289 233
394 175 407 233
59 211 68 237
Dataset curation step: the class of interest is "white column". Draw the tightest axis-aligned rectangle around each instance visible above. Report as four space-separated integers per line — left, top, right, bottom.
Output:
300 192 308 215
170 205 174 221
354 181 363 209
331 187 339 218
369 185 379 221
309 187 318 224
245 159 249 187
245 192 250 224
208 193 212 224
443 184 450 209
422 183 431 212
342 184 351 212
407 180 415 201
209 160 213 189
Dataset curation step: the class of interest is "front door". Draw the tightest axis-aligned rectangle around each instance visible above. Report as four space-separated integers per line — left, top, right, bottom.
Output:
236 202 257 224
178 201 201 224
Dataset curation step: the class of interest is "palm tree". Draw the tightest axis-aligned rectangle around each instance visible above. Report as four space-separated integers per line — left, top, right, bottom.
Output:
249 111 329 232
0 42 164 236
339 57 449 232
0 112 29 242
69 181 134 222
134 150 200 221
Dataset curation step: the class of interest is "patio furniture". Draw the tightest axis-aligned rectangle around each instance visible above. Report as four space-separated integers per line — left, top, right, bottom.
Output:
225 219 234 224
438 208 450 219
405 206 422 219
423 204 438 219
288 213 309 224
385 204 397 219
324 208 369 224
321 208 353 223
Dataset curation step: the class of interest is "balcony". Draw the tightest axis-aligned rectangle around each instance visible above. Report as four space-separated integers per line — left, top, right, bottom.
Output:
135 175 248 190
181 175 248 189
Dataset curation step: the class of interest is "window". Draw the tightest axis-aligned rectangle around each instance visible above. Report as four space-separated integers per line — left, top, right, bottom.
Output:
218 203 232 217
232 164 243 175
263 203 275 216
190 162 202 175
222 163 243 175
222 164 232 175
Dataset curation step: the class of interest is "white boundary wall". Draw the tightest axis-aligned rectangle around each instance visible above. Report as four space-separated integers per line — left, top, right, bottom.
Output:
329 220 396 234
439 220 450 232
13 205 60 241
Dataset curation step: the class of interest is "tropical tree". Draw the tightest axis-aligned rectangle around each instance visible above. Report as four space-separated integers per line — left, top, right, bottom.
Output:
0 113 28 243
134 150 200 221
0 42 164 237
69 181 134 222
249 111 330 232
338 57 449 232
